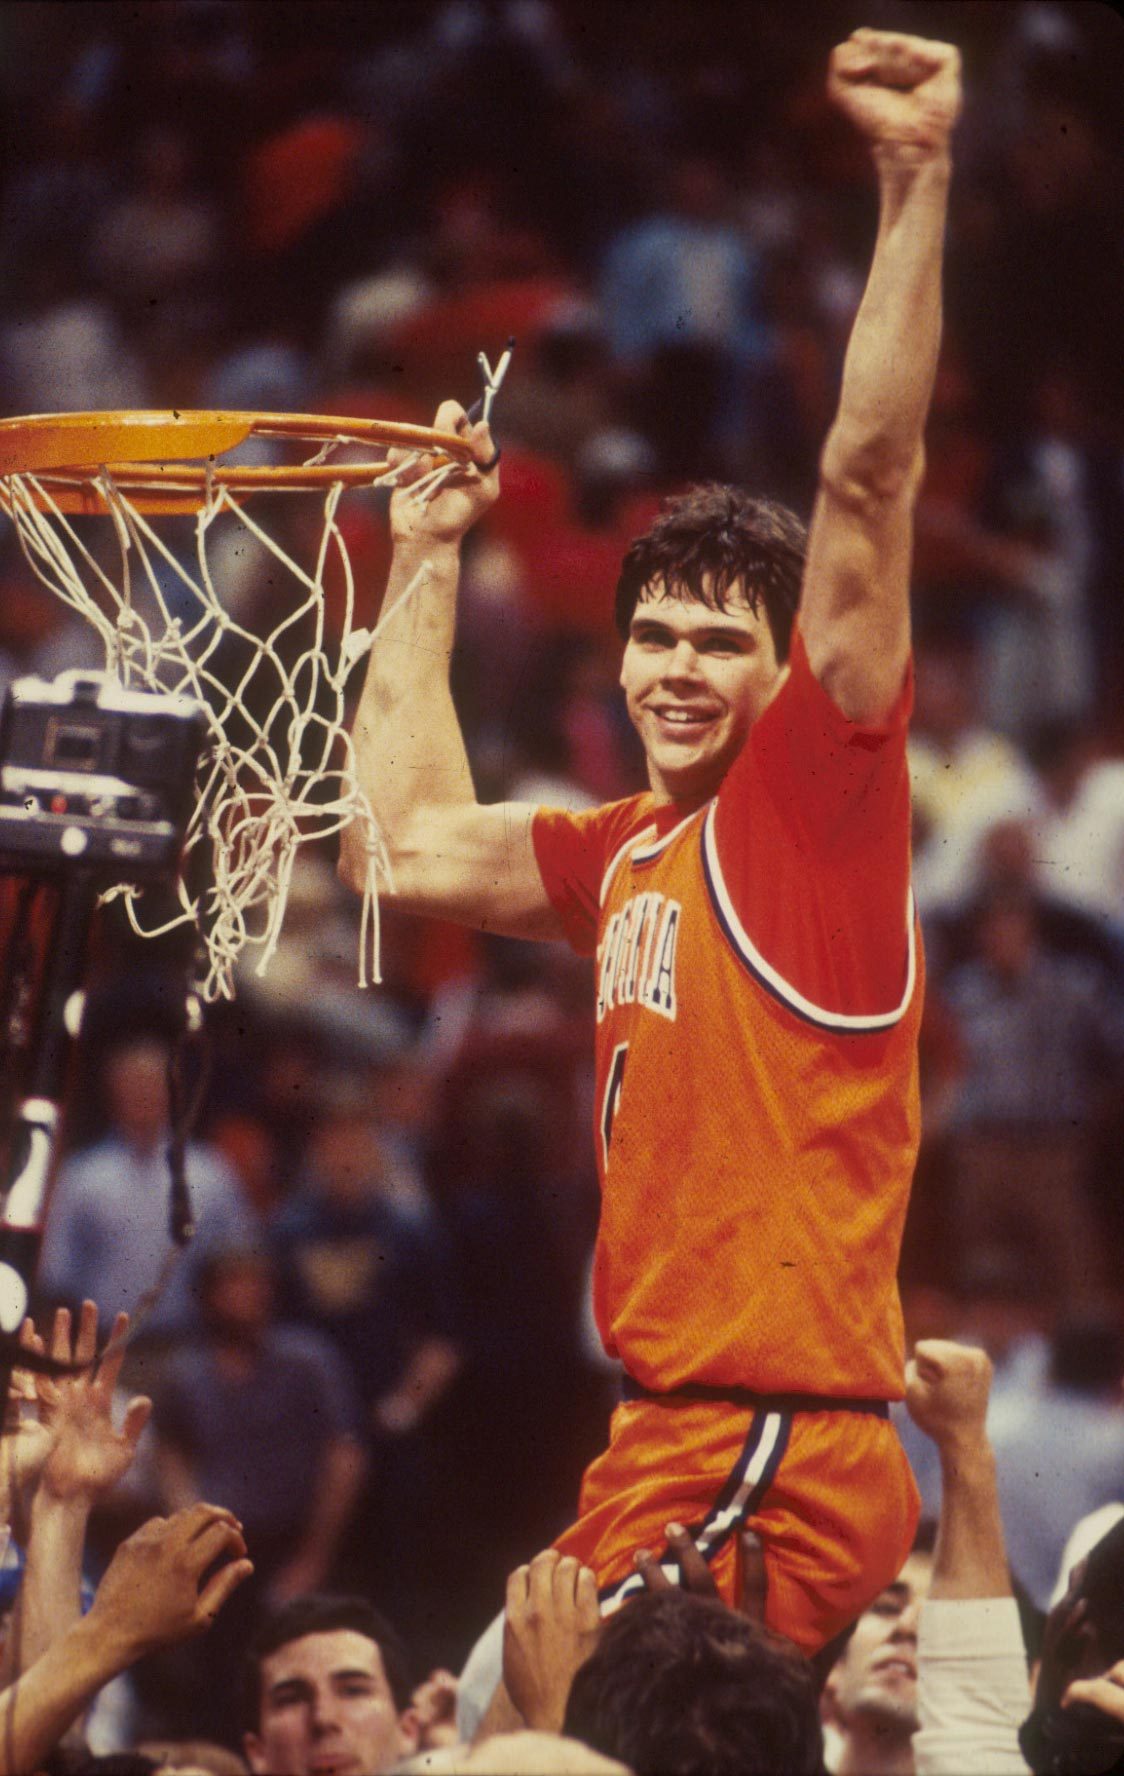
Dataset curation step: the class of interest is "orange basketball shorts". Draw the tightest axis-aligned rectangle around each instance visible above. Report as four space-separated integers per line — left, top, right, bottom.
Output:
553 1389 920 1654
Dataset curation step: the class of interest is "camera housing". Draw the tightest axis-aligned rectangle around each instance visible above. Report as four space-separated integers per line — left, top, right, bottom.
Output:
0 670 207 880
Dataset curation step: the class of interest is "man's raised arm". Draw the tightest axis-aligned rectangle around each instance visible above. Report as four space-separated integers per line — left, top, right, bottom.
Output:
338 399 562 940
801 29 962 723
904 1340 1032 1776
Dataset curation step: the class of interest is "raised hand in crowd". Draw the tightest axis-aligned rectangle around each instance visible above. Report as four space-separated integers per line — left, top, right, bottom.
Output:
1021 1518 1124 1775
903 1336 1041 1776
502 1549 601 1735
905 1336 1009 1599
90 1502 251 1657
0 1300 152 1723
905 1336 991 1455
1059 1656 1124 1730
1058 1648 1124 1776
0 1503 250 1775
25 1301 151 1505
635 1521 770 1628
1 1303 148 1526
826 27 962 161
409 1665 461 1752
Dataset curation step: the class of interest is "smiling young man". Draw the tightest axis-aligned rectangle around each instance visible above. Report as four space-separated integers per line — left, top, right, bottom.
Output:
242 1596 419 1776
341 28 961 1661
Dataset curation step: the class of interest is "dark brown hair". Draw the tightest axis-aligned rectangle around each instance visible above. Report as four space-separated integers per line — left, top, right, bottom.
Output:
614 484 807 662
242 1594 412 1727
563 1590 826 1775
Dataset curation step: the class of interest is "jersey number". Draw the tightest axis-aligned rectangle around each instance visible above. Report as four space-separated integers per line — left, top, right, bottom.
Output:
601 1042 629 1169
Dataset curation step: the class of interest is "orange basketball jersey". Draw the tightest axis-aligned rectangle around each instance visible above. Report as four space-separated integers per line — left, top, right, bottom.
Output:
533 627 923 1400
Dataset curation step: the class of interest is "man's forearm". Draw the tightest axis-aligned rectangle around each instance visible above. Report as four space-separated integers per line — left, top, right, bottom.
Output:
18 1494 90 1672
822 150 950 499
0 1609 133 1775
931 1436 1010 1600
342 536 476 891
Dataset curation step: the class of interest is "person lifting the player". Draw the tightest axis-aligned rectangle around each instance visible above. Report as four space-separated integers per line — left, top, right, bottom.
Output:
340 28 961 1658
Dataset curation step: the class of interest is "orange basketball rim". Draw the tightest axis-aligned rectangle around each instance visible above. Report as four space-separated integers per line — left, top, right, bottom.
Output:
0 409 475 514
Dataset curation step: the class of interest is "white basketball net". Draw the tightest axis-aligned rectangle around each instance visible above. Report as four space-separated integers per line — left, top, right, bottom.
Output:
0 447 456 1002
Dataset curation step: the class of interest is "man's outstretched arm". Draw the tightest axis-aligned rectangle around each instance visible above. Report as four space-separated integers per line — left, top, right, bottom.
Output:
801 29 962 724
339 401 562 939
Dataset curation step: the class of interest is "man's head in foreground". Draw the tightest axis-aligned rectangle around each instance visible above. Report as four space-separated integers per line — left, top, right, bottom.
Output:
561 1588 826 1775
823 1546 934 1772
614 484 807 803
242 1594 419 1776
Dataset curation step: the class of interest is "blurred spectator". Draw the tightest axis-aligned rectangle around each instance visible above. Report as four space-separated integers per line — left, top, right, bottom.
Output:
977 468 1097 746
38 1032 254 1349
942 885 1124 1299
1027 721 1124 944
233 853 414 1070
602 153 769 477
386 175 577 412
270 1072 458 1643
895 1249 1051 1532
0 248 147 415
988 1317 1124 1612
495 431 662 649
90 127 220 331
911 353 997 600
271 1076 456 1421
908 627 1042 920
417 940 605 1657
506 630 642 807
0 96 113 289
150 1245 366 1745
499 299 616 471
241 114 367 263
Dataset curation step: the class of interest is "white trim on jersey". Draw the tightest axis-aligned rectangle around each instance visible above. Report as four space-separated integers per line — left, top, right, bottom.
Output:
692 1411 787 1558
629 806 706 865
701 803 917 1033
598 1409 788 1614
600 826 656 906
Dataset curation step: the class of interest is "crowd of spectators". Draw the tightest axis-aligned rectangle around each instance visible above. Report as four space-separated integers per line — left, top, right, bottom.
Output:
0 0 1123 1768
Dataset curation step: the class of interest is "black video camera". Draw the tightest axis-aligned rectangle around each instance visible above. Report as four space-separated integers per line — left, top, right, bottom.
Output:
0 670 207 881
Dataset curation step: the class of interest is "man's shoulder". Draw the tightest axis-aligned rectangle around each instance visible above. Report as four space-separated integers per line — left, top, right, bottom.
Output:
541 787 653 824
535 789 658 863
